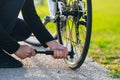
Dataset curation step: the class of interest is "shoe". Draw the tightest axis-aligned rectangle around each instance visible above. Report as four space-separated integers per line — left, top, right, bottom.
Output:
0 50 23 68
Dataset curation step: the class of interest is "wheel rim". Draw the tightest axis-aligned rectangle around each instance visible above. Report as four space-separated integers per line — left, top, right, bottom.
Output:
59 0 92 68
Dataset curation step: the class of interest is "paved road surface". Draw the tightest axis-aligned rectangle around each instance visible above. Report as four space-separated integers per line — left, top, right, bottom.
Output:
0 43 119 80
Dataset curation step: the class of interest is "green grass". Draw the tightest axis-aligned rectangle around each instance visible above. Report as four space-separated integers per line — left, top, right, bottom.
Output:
35 0 120 78
89 0 120 78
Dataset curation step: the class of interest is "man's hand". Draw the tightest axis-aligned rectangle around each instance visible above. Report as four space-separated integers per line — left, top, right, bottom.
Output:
46 40 68 59
15 45 36 59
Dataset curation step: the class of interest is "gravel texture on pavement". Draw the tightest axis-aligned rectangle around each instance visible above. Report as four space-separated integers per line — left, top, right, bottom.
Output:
0 43 119 80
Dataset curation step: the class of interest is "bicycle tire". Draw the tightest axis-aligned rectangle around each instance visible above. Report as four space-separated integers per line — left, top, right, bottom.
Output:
56 0 92 69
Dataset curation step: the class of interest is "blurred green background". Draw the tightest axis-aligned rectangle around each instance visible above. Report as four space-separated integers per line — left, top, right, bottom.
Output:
35 0 120 78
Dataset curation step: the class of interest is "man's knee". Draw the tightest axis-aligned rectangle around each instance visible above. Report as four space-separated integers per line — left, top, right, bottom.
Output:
11 18 32 41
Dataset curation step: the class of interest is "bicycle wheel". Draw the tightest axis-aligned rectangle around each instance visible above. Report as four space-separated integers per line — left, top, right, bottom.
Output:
57 0 92 69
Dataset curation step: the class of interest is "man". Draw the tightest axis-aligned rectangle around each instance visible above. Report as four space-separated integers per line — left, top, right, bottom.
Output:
0 0 68 68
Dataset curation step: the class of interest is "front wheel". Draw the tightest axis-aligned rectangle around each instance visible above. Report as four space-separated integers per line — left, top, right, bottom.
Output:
57 0 92 69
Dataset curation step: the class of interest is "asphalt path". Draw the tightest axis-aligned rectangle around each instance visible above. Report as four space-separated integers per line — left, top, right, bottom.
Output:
0 43 119 80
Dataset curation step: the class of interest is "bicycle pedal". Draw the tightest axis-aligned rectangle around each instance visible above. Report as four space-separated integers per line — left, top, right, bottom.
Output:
44 16 55 22
44 16 51 22
53 15 66 23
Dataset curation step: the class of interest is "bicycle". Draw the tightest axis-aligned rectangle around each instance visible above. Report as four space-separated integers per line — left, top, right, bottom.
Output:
26 0 92 70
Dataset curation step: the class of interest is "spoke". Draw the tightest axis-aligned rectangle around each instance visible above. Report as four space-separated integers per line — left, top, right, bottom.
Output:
61 0 89 64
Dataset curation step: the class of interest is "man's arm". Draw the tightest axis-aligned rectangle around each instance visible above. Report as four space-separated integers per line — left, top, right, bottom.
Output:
21 0 68 59
21 0 54 47
0 24 20 54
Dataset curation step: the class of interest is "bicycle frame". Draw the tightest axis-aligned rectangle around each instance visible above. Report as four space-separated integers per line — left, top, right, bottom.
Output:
55 0 63 45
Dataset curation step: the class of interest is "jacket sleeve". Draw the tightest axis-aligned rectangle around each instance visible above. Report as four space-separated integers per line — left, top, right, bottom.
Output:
0 24 20 54
21 0 54 47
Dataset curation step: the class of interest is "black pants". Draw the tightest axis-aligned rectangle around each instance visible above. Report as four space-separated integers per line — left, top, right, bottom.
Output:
0 18 31 58
0 0 31 57
10 18 31 41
